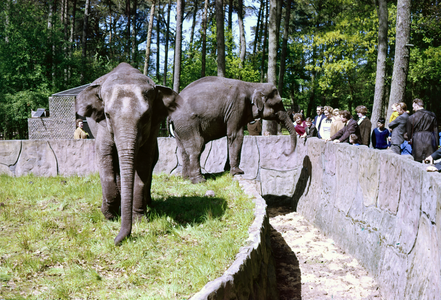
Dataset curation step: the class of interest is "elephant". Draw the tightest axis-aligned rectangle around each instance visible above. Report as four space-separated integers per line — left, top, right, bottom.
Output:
169 76 297 184
76 63 181 245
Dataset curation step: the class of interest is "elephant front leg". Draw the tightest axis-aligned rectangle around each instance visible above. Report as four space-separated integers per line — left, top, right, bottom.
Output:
97 143 121 220
228 132 244 176
132 137 159 221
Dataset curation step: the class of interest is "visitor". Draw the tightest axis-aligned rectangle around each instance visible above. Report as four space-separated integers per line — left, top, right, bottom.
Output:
319 106 333 140
327 110 360 144
406 98 438 162
330 108 344 137
371 118 390 150
401 133 412 156
356 105 372 146
304 117 317 138
349 134 360 146
388 102 408 155
389 103 399 123
74 119 89 139
293 113 307 136
247 119 262 136
313 106 326 138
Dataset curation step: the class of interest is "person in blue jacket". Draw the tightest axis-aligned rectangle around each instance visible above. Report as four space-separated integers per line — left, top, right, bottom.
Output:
371 118 390 149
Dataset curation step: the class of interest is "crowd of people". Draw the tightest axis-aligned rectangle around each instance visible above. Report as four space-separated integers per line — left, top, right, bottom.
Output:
287 99 440 172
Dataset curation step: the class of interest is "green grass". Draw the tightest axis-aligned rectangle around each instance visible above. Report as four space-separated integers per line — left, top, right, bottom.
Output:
0 173 255 299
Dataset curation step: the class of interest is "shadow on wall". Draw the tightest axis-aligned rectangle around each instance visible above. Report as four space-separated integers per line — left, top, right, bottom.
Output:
263 155 312 211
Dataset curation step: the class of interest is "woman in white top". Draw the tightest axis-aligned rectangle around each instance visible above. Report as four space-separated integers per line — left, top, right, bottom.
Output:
319 106 334 140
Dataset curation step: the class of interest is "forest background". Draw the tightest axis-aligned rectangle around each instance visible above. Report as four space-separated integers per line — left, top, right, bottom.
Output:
0 0 440 139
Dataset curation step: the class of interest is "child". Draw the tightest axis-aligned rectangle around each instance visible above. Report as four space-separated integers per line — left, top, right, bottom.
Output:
389 103 399 123
371 118 390 149
304 117 317 137
349 134 360 146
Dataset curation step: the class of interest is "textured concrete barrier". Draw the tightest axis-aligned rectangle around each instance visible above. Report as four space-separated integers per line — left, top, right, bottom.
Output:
1 136 439 299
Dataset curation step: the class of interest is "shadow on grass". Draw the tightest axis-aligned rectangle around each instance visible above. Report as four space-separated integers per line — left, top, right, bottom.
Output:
150 196 228 226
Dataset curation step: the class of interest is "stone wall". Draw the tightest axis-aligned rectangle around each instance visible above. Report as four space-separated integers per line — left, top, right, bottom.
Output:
1 136 440 299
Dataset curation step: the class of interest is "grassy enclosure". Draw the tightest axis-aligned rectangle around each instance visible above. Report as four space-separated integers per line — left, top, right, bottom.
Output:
0 173 255 299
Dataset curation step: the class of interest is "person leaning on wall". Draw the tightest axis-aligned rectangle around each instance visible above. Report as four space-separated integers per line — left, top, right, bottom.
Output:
74 119 89 139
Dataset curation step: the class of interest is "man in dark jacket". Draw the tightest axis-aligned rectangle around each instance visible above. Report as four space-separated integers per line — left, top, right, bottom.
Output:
313 106 326 139
329 110 361 143
407 98 438 162
356 105 372 146
389 102 409 155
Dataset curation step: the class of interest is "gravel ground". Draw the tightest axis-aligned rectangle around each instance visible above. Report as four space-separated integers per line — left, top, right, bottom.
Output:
268 206 382 300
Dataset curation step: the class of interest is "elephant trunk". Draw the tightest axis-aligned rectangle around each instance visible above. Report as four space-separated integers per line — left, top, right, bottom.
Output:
277 111 297 153
114 143 137 245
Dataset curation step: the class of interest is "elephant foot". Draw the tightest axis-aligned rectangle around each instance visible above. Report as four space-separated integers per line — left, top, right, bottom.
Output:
230 167 244 176
190 175 206 184
132 213 146 223
101 204 118 221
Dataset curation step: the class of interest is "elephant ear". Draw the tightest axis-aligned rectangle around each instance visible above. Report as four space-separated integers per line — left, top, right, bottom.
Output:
152 85 183 126
75 75 109 123
252 89 265 112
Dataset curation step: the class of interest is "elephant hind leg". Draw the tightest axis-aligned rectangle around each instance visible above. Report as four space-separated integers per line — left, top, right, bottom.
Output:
227 132 245 176
176 137 190 180
182 136 206 184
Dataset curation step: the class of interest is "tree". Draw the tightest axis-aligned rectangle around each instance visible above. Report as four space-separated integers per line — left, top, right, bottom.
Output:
278 0 292 94
144 0 156 75
173 0 184 92
264 0 278 135
237 0 246 72
163 0 172 86
201 0 209 77
387 0 411 123
215 0 226 77
371 0 388 131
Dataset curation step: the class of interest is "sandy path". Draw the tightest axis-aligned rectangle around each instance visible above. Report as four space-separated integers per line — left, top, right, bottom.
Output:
268 206 382 300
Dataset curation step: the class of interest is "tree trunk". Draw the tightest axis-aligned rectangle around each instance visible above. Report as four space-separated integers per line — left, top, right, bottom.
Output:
201 0 209 77
163 0 171 86
253 0 263 56
278 0 291 94
228 0 233 32
190 0 199 47
173 0 184 92
81 0 90 83
237 0 246 73
263 0 278 135
387 0 411 123
131 0 138 65
126 0 131 59
371 0 388 131
216 0 226 77
156 1 161 82
69 0 77 82
260 0 268 83
143 0 156 75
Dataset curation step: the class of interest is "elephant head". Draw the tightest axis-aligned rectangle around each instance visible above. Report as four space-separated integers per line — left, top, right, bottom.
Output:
251 84 297 153
76 63 180 245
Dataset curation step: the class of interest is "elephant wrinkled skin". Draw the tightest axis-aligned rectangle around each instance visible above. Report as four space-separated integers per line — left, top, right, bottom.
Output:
76 63 181 245
169 76 297 184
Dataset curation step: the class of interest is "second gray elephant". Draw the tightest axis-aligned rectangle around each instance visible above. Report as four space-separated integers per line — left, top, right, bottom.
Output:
169 76 297 183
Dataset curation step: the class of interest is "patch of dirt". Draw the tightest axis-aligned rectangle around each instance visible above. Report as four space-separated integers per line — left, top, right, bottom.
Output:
269 206 382 300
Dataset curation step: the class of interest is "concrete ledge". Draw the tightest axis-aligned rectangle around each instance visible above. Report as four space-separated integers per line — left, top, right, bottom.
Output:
190 179 278 300
2 136 440 299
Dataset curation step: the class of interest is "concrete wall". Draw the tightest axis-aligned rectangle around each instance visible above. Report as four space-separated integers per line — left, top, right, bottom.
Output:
1 136 440 299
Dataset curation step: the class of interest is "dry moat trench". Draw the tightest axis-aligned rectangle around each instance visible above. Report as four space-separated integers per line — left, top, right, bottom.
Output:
267 204 381 300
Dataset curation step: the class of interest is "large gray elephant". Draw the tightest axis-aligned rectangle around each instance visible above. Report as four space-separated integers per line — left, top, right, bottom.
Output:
76 63 181 245
169 76 297 184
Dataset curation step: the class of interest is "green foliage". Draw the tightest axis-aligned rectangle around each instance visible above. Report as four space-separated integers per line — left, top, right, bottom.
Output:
0 0 440 136
0 173 254 299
